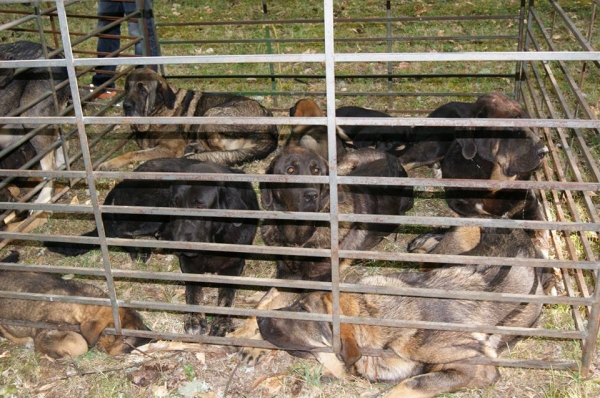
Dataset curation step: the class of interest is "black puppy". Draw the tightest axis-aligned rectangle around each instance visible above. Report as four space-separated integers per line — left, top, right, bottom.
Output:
336 106 412 156
160 163 259 337
45 158 201 262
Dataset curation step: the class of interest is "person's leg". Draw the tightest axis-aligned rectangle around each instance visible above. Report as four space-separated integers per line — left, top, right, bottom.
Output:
92 0 125 88
124 0 159 70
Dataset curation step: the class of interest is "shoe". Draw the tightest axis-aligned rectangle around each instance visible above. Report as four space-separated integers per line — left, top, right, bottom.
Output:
85 84 117 99
96 90 117 99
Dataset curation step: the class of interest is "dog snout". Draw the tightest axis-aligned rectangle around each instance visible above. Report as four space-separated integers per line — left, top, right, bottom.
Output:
122 100 134 114
303 189 318 203
538 146 549 159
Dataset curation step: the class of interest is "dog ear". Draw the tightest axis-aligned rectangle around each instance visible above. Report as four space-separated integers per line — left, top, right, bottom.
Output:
260 183 273 210
220 184 250 227
157 77 176 110
455 132 477 160
338 323 362 367
79 318 110 347
260 159 276 209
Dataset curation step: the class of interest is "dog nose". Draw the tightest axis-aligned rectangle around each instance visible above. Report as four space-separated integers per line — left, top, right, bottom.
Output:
303 189 318 203
122 100 133 112
538 146 549 158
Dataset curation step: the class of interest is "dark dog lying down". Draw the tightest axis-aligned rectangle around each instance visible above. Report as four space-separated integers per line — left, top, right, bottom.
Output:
397 92 542 177
441 93 549 222
0 252 150 358
159 163 259 337
45 158 202 262
258 228 547 398
336 105 412 156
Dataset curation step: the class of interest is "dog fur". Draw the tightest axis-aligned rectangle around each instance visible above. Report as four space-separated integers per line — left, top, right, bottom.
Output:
441 93 549 222
97 68 278 170
44 158 202 262
261 146 414 281
159 162 259 337
287 98 346 161
0 41 70 204
258 228 546 398
0 252 150 358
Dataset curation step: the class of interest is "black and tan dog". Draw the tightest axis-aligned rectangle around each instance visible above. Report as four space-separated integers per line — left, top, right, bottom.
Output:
287 98 346 161
441 92 549 223
258 227 547 397
0 252 150 358
97 68 279 171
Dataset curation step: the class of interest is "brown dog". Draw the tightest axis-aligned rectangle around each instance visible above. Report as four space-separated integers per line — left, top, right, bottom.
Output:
97 68 279 170
258 228 547 397
287 98 346 161
0 252 150 358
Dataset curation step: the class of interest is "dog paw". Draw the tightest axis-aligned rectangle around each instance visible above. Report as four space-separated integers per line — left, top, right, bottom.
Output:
96 161 116 171
407 232 445 253
183 143 207 156
209 317 234 337
184 314 208 335
239 346 267 366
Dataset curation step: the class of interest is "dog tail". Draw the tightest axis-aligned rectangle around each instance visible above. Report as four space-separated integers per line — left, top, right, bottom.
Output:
44 229 99 256
1 251 19 263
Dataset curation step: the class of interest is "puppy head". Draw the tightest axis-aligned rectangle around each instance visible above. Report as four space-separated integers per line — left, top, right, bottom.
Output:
257 291 362 367
260 146 328 213
122 68 176 132
82 307 151 356
289 98 324 117
456 92 548 177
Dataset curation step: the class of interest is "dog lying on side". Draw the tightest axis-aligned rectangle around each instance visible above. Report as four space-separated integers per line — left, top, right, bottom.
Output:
0 252 150 358
335 105 412 156
158 163 259 337
45 158 202 262
287 98 346 161
258 227 547 398
97 68 279 171
0 41 71 204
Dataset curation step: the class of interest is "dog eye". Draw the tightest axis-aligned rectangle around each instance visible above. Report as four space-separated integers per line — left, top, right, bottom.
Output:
136 82 146 93
311 167 320 175
286 166 295 174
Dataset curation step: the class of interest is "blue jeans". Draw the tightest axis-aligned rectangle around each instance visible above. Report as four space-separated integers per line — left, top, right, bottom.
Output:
92 0 158 88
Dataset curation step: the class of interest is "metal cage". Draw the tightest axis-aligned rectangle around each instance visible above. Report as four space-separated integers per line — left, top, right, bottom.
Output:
0 0 598 391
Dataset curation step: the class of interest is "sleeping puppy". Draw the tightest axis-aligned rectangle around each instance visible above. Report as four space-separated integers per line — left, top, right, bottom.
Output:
287 99 346 161
335 105 412 156
258 228 547 398
0 252 150 358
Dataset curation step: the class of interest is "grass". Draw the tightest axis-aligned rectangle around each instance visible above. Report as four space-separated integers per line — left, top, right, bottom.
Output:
1 0 600 397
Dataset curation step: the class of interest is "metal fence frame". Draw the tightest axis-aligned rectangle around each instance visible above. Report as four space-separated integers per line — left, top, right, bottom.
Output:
0 0 598 377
